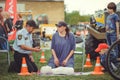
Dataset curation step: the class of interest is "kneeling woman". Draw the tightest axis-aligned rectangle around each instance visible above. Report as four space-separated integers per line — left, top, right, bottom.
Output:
48 21 76 68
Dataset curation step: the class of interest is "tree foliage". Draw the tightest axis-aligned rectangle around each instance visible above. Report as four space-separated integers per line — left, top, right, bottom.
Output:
65 11 90 25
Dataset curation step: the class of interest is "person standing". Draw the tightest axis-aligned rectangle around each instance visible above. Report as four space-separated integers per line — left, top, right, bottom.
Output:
0 8 8 49
48 21 76 68
14 13 23 31
106 2 120 45
0 12 8 49
12 20 41 73
1 11 13 34
106 2 120 63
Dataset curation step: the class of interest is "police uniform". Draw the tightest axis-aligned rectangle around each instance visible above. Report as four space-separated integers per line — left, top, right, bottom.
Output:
12 28 38 73
13 28 33 53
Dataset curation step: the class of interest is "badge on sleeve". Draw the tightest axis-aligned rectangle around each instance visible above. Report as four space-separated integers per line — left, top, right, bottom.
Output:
18 34 22 40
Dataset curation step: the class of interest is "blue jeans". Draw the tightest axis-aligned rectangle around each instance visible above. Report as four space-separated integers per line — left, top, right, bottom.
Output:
0 42 7 50
100 54 107 70
106 32 118 57
106 31 117 45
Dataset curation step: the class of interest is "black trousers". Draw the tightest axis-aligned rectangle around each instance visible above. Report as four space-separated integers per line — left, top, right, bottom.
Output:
13 51 38 73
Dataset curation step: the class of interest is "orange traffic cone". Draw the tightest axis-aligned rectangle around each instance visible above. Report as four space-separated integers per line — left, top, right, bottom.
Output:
18 57 31 76
40 51 46 63
84 54 93 67
92 57 104 75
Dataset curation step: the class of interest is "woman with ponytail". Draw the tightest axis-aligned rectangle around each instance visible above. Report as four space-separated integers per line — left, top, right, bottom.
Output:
48 21 76 68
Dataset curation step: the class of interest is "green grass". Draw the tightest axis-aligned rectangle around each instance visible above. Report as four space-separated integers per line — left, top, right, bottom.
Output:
0 49 114 80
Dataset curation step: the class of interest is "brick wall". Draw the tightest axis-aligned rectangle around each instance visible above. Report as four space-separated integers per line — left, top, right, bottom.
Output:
18 1 64 24
0 1 64 24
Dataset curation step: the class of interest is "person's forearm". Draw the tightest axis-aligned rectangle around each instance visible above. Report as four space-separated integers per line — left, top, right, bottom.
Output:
65 50 74 61
51 49 58 59
116 22 119 39
20 45 36 51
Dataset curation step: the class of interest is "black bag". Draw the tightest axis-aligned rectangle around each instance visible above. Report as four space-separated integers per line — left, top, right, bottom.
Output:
15 20 23 30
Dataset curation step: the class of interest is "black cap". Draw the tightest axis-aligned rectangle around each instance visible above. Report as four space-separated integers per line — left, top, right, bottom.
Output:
26 20 38 28
55 21 67 27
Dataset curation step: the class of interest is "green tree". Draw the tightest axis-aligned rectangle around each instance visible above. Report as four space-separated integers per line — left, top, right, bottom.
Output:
65 11 90 25
80 15 90 22
65 11 80 25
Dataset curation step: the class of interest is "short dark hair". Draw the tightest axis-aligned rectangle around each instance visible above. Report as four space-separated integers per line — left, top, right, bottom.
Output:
26 20 37 28
107 2 116 12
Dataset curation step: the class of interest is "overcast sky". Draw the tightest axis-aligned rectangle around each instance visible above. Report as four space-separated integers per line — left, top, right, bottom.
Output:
64 0 120 15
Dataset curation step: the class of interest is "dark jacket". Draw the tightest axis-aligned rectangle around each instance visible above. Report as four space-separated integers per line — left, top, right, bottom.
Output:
0 24 7 39
4 18 13 33
0 24 8 49
15 20 23 30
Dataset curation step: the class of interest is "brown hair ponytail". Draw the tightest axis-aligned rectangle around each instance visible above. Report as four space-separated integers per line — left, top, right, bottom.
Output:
65 26 70 38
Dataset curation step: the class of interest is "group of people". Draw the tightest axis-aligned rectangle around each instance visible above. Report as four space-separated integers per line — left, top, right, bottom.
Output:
0 6 13 49
0 6 23 49
0 2 119 74
48 2 119 73
0 2 75 73
8 19 76 73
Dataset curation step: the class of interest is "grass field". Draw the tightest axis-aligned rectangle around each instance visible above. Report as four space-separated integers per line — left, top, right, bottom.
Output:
0 49 114 80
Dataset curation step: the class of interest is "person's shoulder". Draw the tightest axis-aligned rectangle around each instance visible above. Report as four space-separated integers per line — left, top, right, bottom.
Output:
54 32 58 35
68 32 75 39
113 13 120 20
17 28 25 34
107 14 111 18
113 13 119 17
69 32 74 36
52 32 58 37
114 13 118 15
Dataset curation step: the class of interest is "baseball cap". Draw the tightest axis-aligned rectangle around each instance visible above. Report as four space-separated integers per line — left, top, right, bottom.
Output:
26 20 38 28
95 43 109 52
55 21 67 27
